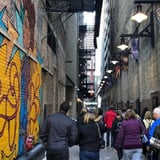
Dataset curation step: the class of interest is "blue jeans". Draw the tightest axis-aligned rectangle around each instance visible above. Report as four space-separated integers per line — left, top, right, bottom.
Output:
123 148 143 160
80 150 99 160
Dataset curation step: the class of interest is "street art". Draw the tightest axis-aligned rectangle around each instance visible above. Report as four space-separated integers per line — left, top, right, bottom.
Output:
0 1 42 159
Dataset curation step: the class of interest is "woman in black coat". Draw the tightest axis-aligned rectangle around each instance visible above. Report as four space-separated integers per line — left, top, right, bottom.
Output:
78 112 106 160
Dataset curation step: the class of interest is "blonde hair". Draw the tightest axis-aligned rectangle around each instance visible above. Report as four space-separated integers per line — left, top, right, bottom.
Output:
84 112 96 123
144 111 152 119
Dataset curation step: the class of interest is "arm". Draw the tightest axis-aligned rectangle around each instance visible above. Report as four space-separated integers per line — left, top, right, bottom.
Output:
68 121 78 147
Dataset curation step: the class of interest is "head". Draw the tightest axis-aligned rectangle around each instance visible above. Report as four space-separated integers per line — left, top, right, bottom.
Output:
59 101 70 113
84 112 96 123
116 110 123 120
109 106 115 110
153 107 160 120
94 108 103 117
80 107 87 115
125 109 136 120
144 111 152 119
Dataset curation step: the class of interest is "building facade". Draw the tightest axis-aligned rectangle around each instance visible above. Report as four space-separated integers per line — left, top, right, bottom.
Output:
98 0 160 114
0 0 78 158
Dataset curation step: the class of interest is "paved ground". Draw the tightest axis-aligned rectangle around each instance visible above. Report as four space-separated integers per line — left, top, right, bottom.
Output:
42 134 148 160
43 145 149 160
42 145 119 160
69 145 118 160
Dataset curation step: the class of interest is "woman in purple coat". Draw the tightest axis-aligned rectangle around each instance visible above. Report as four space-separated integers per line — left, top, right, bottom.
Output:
114 109 147 160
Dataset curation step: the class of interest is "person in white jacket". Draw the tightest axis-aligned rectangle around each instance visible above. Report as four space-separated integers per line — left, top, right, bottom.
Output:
143 111 154 131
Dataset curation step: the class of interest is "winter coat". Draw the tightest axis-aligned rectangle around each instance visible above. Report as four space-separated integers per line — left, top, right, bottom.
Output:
114 118 147 149
112 117 123 136
104 109 116 129
149 119 160 140
143 119 154 131
40 112 78 153
78 120 106 152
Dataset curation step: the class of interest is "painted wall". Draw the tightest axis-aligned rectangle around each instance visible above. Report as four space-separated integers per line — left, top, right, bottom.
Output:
0 1 42 159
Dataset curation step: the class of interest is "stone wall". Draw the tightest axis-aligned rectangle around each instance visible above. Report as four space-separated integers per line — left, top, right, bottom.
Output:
102 0 160 114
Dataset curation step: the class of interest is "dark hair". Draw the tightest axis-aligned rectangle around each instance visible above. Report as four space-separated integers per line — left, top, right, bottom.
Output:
59 101 70 113
125 109 136 119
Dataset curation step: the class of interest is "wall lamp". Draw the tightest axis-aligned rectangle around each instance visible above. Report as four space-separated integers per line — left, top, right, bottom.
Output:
131 4 148 23
117 37 129 50
117 0 156 50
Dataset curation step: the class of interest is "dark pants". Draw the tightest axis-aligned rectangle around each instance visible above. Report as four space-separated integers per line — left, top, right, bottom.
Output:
106 129 114 147
80 150 99 160
47 151 69 160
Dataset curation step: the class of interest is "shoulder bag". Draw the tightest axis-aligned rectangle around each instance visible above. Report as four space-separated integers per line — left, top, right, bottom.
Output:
96 123 105 149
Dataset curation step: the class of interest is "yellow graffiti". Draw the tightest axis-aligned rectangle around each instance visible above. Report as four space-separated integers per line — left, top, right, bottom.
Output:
0 44 21 160
27 61 41 143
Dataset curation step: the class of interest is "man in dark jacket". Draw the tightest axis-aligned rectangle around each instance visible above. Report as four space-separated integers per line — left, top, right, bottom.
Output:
40 101 78 160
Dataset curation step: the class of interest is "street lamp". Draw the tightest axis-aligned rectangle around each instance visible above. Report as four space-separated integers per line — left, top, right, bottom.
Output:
117 37 129 50
117 0 159 50
131 5 148 23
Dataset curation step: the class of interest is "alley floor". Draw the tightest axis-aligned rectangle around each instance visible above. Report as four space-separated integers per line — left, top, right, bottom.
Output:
42 145 149 160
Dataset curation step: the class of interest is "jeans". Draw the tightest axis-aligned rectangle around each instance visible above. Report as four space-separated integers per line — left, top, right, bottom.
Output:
123 148 143 160
47 151 69 160
106 129 114 147
80 150 99 160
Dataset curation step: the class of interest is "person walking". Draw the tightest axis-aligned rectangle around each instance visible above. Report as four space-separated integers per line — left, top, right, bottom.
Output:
142 111 154 158
40 101 78 160
148 107 160 160
114 109 147 160
143 111 154 131
112 110 123 159
104 106 117 148
78 111 106 160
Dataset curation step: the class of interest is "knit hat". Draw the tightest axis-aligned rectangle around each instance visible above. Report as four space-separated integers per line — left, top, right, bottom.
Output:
60 101 70 113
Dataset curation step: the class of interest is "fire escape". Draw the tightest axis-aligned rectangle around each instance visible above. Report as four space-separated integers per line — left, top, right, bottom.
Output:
45 0 103 100
78 25 96 100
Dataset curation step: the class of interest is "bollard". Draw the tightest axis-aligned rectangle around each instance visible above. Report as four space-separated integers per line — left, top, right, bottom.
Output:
17 143 46 160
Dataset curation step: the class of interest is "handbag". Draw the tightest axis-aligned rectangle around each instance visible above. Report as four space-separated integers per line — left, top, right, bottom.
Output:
96 123 105 149
150 137 160 149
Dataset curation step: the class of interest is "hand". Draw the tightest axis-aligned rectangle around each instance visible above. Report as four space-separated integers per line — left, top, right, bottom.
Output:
146 146 150 151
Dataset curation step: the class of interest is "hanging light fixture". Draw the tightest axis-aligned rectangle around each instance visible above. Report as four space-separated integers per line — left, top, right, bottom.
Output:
110 60 119 65
117 37 128 50
131 5 148 23
106 64 113 73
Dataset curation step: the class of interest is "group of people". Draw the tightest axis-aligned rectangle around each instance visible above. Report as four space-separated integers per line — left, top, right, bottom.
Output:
39 101 160 160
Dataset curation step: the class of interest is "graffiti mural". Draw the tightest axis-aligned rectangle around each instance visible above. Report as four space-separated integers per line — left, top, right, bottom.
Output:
0 1 42 159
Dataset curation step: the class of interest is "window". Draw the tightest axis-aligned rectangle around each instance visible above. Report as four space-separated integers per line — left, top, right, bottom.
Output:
47 24 56 53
